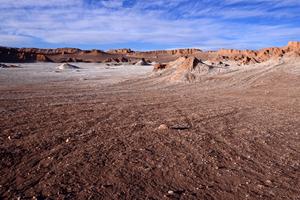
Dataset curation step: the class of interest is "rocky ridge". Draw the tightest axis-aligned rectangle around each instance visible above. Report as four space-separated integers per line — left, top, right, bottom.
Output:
0 42 299 64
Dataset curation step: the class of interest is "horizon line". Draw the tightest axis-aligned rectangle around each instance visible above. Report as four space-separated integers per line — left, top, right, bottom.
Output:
1 41 299 52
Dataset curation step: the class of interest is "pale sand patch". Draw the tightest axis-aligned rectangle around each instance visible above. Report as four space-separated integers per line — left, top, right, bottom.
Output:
0 62 153 87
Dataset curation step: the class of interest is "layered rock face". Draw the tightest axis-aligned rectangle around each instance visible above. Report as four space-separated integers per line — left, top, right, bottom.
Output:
0 47 36 62
18 48 81 55
0 46 203 63
107 48 201 55
132 48 202 57
0 47 83 62
107 48 134 54
287 41 300 50
36 54 52 62
0 47 114 63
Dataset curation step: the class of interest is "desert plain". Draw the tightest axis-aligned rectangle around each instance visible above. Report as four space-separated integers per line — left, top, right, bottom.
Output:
0 43 299 199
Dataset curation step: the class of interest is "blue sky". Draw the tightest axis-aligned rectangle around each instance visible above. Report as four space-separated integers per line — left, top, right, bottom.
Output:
0 0 300 50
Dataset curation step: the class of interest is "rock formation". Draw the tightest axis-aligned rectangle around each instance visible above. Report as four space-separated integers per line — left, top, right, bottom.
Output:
36 54 53 62
120 57 129 62
107 48 134 54
154 56 230 83
56 63 80 70
0 63 20 68
0 41 300 64
287 41 300 51
168 57 211 82
215 41 300 65
153 63 167 71
135 58 150 66
131 49 202 58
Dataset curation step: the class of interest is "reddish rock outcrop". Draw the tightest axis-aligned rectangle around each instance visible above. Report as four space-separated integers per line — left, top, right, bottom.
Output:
18 48 81 55
36 54 52 62
154 56 233 83
287 41 300 50
104 58 113 63
215 42 300 65
133 48 201 57
153 63 167 71
178 56 201 70
168 57 211 82
120 57 129 62
107 48 134 54
135 58 150 66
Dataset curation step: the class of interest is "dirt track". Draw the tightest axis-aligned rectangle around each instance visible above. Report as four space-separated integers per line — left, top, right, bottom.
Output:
0 61 299 199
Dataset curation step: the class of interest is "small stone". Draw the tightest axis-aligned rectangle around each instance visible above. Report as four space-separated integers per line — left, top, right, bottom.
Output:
157 124 168 130
65 138 70 143
8 136 11 140
168 190 174 195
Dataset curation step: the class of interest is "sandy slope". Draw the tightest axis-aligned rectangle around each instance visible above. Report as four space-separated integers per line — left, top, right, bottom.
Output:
0 60 299 199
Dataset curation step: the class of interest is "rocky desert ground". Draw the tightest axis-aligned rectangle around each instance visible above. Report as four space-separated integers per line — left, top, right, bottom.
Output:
0 43 300 199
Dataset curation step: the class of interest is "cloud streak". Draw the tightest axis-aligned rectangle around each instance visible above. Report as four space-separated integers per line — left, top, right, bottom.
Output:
0 0 299 50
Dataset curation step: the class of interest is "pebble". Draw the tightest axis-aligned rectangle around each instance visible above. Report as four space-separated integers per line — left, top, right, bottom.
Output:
157 124 168 130
266 180 272 184
168 190 174 195
257 184 263 189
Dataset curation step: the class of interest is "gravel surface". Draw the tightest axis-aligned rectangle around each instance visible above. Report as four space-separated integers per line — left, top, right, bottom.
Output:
0 60 299 199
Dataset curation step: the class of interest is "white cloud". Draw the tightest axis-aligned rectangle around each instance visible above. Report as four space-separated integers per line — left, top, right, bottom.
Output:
0 34 34 47
0 0 81 9
0 0 299 50
101 0 124 9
